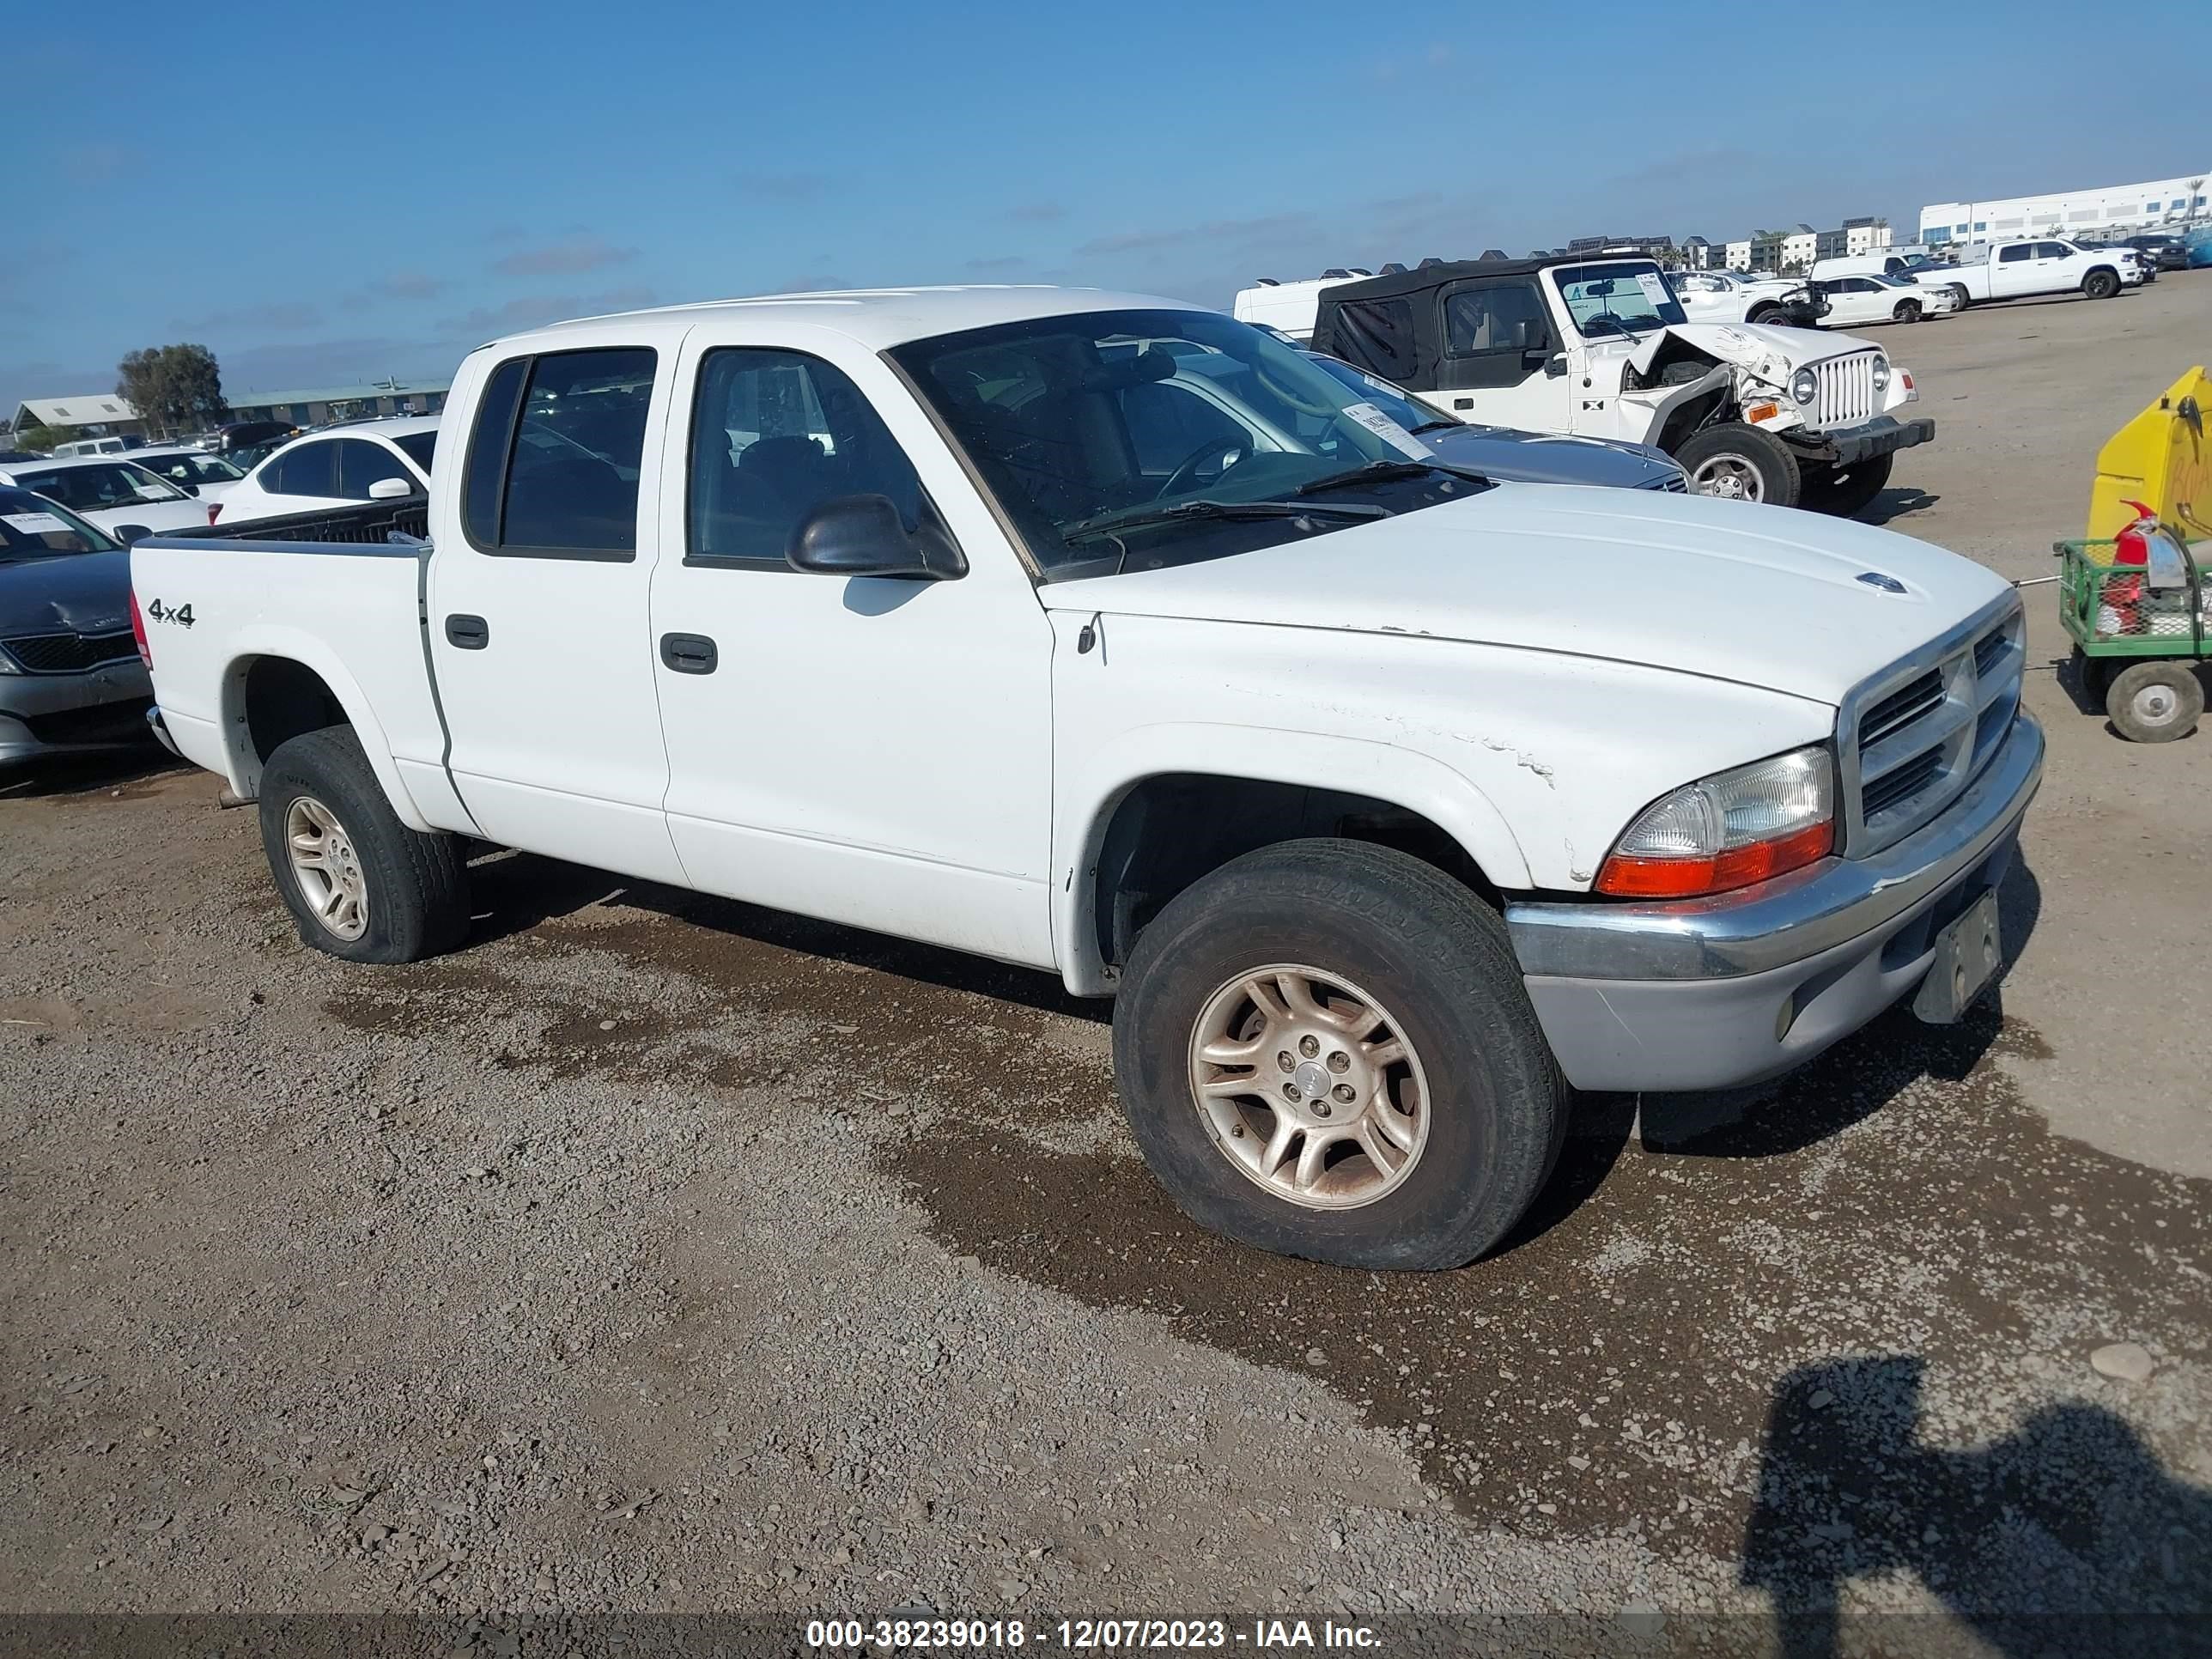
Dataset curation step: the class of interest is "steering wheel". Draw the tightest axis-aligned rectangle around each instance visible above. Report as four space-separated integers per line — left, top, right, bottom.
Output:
1158 438 1254 498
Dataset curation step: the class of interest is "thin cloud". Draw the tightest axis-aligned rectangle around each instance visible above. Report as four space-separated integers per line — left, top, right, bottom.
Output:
1076 213 1316 258
732 170 835 201
178 301 326 333
490 235 637 277
370 272 452 301
437 287 657 336
1005 202 1066 223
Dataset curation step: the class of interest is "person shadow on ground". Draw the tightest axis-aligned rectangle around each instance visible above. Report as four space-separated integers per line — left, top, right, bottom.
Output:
1741 1355 2212 1658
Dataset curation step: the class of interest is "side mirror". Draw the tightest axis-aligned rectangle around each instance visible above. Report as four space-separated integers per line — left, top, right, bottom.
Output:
114 524 153 545
368 477 414 501
788 494 964 581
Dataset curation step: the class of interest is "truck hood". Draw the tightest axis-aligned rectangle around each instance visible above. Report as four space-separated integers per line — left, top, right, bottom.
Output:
1042 484 2010 706
0 549 132 636
1423 423 1680 489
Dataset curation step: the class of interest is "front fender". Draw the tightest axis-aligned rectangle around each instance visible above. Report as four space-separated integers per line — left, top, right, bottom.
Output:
215 625 430 832
1051 722 1530 996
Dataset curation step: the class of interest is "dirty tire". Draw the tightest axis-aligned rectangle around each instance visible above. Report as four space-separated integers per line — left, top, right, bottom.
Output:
2106 660 2203 743
2083 269 2121 301
1747 304 1785 326
1799 452 1894 519
1677 423 1802 507
258 726 470 963
1111 839 1568 1270
1893 299 1923 324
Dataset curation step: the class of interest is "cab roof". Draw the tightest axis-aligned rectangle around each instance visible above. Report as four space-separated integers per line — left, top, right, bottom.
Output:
484 285 1210 353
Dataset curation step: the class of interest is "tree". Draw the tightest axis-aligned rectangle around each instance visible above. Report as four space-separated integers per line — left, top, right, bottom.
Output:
15 423 69 454
116 343 227 440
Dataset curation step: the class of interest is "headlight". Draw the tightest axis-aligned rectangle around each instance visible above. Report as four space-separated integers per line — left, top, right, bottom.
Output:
1871 357 1892 392
1595 745 1835 898
1790 368 1819 405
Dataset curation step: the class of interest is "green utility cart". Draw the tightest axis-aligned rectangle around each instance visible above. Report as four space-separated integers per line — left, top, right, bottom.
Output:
2056 537 2211 741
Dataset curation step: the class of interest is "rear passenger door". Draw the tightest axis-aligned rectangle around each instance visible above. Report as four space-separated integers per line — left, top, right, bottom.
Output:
425 330 690 883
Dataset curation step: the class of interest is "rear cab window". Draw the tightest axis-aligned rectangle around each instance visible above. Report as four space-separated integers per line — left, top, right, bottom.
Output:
463 348 656 559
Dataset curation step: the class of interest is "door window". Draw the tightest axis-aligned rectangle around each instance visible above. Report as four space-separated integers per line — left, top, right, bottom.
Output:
334 440 414 500
1437 279 1552 390
2035 242 2070 259
266 442 337 498
687 349 928 567
462 348 656 558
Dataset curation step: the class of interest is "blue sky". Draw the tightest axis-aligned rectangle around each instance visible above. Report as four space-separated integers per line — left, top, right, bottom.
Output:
6 0 2207 414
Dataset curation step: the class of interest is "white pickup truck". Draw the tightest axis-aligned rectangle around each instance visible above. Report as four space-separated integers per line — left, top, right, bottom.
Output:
131 286 2042 1270
1945 238 2143 306
1237 256 1935 516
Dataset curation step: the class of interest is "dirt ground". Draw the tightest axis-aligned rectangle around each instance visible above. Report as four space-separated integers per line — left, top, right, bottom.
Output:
3 276 2209 1655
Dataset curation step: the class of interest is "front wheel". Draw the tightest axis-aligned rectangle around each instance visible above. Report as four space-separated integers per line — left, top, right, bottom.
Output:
1675 423 1802 507
2084 270 2121 301
1110 840 1568 1270
1893 300 1923 324
1948 285 1972 312
1798 452 1894 518
258 726 471 963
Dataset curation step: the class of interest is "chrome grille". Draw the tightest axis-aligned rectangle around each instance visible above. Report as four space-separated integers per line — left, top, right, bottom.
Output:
1813 350 1881 429
1839 599 2024 855
1644 475 1690 493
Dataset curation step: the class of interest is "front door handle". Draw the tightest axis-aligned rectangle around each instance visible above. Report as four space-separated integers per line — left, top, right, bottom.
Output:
659 632 718 674
445 614 489 649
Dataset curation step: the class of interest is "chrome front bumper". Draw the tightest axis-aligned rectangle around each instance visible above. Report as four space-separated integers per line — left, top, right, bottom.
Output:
1505 712 2044 1091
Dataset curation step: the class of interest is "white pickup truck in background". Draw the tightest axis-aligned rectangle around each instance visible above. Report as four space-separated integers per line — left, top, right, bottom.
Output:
1945 238 2143 306
132 286 2041 1270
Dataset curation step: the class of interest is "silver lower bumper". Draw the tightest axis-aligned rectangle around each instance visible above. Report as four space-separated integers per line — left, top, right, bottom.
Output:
1506 712 2043 1091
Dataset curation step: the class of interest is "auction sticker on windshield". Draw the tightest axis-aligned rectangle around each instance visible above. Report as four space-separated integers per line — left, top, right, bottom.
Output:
1636 271 1672 305
2 513 69 535
1341 403 1433 460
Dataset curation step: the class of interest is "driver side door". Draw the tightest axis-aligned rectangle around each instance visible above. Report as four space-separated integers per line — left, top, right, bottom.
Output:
1425 276 1574 432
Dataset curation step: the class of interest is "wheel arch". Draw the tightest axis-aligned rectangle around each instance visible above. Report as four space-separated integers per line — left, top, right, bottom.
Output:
1053 726 1531 996
214 632 429 830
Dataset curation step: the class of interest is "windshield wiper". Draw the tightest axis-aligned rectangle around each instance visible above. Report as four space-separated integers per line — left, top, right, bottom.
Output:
1406 419 1464 434
1289 459 1493 497
1061 497 1387 546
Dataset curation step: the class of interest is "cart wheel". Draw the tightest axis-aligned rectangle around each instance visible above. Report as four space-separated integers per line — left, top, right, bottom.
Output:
2106 660 2204 743
2069 646 2113 706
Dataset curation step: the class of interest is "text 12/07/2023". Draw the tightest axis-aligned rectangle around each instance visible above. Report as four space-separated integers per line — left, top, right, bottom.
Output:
803 1619 1383 1650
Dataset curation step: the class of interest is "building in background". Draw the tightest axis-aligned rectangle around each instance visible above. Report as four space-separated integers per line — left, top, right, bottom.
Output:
1780 225 1819 271
1723 238 1753 270
9 394 145 444
1564 233 1675 260
1681 235 1715 269
1845 216 1893 256
1919 171 2209 248
222 379 452 429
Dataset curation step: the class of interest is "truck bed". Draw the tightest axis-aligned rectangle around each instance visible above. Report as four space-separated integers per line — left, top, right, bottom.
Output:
130 496 452 818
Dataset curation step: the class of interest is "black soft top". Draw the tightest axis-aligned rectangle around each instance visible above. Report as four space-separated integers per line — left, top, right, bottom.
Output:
1312 256 1623 386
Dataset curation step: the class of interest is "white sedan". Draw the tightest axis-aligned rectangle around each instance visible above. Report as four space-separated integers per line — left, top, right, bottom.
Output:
1813 272 1959 327
1669 270 1826 327
0 456 213 538
216 415 438 523
126 446 251 510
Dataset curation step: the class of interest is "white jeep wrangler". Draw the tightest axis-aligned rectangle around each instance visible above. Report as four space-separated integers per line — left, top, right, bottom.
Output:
1236 255 1934 516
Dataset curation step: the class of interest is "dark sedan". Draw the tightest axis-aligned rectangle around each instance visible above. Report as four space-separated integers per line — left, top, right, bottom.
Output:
0 485 155 767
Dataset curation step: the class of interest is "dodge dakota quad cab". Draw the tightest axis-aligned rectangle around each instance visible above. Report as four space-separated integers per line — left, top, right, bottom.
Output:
1237 256 1934 516
133 287 2042 1270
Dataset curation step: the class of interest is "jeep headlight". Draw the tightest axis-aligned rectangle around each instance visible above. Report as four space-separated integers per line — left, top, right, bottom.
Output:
1871 356 1892 392
1790 368 1819 405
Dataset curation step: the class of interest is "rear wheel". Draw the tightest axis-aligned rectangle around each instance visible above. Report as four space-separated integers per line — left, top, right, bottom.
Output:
2106 660 2203 742
1676 423 1802 507
1111 840 1568 1270
258 726 471 963
2084 269 2121 301
1798 452 1894 518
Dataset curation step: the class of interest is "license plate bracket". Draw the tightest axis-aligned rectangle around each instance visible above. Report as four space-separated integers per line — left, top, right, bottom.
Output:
1912 887 2004 1024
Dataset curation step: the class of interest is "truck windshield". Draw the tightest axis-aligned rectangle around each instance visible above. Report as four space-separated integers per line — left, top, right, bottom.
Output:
1553 262 1688 337
891 308 1488 579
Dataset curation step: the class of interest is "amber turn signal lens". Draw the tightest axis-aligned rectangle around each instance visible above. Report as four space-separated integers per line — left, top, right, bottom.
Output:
1595 820 1834 898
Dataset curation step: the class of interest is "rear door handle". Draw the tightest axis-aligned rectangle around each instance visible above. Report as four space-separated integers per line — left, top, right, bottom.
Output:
659 632 718 674
445 614 489 649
